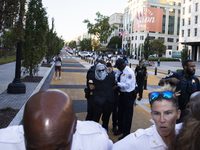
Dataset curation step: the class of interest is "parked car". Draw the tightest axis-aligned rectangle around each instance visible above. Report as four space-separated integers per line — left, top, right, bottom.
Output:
80 51 92 57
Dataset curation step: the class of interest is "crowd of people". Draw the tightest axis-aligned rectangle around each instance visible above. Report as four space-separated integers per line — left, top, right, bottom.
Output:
1 58 200 150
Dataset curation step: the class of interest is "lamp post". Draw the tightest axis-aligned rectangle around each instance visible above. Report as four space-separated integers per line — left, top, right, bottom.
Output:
7 2 26 94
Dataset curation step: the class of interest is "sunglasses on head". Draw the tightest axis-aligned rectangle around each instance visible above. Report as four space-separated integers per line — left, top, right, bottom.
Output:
148 91 174 102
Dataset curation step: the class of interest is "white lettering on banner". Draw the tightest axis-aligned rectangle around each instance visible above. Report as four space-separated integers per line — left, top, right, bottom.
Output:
136 17 155 25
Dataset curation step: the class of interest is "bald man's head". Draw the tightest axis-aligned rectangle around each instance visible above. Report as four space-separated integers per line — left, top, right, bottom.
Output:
23 90 77 150
188 91 200 108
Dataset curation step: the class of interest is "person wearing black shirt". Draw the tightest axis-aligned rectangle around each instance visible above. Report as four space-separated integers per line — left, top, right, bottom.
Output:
92 61 115 131
135 60 147 101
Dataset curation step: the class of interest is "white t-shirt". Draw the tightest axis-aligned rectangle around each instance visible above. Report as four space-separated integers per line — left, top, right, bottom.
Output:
112 123 182 150
53 55 62 66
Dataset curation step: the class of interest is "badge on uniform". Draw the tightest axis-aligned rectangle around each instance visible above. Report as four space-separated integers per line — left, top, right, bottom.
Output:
181 77 186 81
123 74 125 76
192 79 195 84
128 74 132 79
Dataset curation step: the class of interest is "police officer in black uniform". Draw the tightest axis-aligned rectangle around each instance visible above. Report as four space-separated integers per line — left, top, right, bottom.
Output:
158 60 200 123
135 60 147 101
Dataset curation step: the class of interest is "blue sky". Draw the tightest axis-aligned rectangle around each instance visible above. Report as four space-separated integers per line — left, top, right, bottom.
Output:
42 0 127 42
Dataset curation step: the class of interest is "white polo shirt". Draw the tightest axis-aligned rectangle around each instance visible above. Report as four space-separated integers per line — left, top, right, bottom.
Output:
112 123 182 150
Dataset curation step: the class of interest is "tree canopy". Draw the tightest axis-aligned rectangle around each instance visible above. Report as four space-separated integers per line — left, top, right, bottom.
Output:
151 39 166 57
79 38 92 51
22 0 48 77
107 36 122 49
143 33 151 60
83 12 117 43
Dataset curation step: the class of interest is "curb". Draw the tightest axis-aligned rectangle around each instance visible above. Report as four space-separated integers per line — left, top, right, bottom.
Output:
8 63 55 126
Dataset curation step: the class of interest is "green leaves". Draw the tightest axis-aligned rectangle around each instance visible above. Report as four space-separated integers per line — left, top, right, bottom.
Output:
83 11 117 44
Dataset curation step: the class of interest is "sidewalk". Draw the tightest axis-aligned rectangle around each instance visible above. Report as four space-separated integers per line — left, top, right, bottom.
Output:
0 61 55 126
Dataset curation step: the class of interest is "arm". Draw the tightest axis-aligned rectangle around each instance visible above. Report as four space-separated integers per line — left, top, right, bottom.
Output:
158 75 180 86
117 71 135 90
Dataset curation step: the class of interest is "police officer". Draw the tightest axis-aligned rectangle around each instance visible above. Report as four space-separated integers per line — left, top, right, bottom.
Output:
114 58 136 140
135 60 147 101
158 59 200 123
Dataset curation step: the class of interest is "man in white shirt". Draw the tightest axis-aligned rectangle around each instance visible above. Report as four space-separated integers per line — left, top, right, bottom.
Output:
53 53 62 80
114 58 136 140
23 90 113 150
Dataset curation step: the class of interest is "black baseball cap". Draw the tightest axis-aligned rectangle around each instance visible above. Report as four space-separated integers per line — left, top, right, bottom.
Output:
114 59 125 68
106 62 112 67
139 60 143 63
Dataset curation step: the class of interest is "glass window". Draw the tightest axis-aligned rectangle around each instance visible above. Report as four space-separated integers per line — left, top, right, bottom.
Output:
167 38 174 42
151 0 157 2
160 0 167 4
194 28 197 36
160 7 166 12
158 37 165 41
151 5 157 8
140 36 144 40
132 36 134 40
176 39 179 42
188 17 191 25
168 16 175 35
169 1 176 5
169 8 175 13
178 2 181 6
178 10 180 14
183 0 185 3
162 15 166 34
135 36 137 40
182 19 185 26
196 3 199 12
188 29 190 37
177 17 180 35
183 7 185 15
168 45 172 49
195 16 198 24
189 5 191 13
149 36 155 40
182 30 184 37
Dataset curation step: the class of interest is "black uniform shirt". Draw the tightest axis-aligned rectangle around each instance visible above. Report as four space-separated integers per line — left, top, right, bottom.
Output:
135 65 147 80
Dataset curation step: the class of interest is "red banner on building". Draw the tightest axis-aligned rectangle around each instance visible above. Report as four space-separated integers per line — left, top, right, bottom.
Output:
133 7 163 32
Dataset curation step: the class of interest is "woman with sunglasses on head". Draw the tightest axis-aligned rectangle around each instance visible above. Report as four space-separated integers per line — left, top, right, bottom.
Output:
112 84 182 150
169 92 200 150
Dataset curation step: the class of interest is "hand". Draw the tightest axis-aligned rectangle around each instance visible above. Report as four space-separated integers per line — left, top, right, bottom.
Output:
170 78 180 84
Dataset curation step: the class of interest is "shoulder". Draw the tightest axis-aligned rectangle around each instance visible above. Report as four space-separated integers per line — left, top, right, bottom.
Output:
112 127 154 150
164 72 179 79
0 125 25 150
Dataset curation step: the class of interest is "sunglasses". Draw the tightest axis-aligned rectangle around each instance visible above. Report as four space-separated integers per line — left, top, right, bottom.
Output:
98 69 105 72
148 91 174 102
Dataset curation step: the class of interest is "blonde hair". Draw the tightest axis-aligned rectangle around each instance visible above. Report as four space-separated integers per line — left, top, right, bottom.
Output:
156 83 176 92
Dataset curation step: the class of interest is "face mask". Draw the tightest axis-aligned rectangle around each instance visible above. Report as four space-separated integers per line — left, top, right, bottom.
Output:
95 63 108 81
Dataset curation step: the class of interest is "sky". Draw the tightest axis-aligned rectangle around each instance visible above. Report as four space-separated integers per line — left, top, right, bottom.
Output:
42 0 127 42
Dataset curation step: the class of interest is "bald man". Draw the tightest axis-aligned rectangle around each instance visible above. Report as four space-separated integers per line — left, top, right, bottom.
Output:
188 91 200 108
24 90 113 150
0 90 113 150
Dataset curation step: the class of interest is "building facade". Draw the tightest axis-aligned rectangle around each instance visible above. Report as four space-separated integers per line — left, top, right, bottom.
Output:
123 0 181 57
103 13 124 47
179 0 200 61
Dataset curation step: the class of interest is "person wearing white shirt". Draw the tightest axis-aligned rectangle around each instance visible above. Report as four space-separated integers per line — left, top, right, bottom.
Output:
23 90 113 150
53 53 62 80
112 84 182 150
114 58 136 140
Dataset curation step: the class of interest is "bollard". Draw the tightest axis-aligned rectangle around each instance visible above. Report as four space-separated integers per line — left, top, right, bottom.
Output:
155 67 157 75
112 60 113 63
91 60 93 64
144 76 147 90
129 63 131 68
168 70 170 74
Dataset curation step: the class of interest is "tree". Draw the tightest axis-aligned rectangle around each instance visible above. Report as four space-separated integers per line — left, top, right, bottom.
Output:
79 38 92 51
151 39 166 57
83 12 118 44
181 45 189 67
143 33 151 60
22 0 48 78
0 0 26 58
107 36 122 49
69 40 76 48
